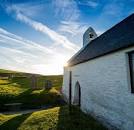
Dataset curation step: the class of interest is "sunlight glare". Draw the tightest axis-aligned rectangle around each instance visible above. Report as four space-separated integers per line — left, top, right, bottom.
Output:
32 55 69 75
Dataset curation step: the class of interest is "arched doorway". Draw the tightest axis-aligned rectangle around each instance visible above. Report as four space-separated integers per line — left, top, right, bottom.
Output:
73 81 81 107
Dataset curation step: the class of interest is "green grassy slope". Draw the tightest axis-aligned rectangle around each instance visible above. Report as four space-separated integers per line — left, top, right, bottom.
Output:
0 69 63 110
0 69 18 73
0 106 107 130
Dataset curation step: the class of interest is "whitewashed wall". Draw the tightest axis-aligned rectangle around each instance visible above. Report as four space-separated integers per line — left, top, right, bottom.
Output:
62 46 134 130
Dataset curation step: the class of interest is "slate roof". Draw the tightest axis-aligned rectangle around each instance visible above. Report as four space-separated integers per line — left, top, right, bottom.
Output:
68 13 134 66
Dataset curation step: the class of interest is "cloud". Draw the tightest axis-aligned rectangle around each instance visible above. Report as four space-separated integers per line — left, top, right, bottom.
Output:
86 1 99 8
0 27 54 63
59 21 88 36
0 28 53 54
0 1 82 74
5 2 45 18
0 27 75 75
78 1 99 8
52 0 80 21
58 21 103 47
7 4 80 52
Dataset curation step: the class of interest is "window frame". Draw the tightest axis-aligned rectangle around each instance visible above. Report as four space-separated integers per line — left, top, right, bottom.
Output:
128 50 134 93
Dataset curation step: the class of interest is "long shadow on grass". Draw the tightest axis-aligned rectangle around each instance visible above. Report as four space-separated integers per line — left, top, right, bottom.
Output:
56 106 107 130
0 113 32 130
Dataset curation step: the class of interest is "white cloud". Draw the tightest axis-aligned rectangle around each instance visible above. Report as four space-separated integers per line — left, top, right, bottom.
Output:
0 1 82 75
6 2 44 18
78 1 99 8
0 28 53 54
87 1 99 8
52 0 80 21
0 28 54 65
7 4 80 52
0 27 76 75
59 21 88 36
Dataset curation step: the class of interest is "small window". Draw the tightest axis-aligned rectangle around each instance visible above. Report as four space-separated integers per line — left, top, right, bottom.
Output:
128 51 134 93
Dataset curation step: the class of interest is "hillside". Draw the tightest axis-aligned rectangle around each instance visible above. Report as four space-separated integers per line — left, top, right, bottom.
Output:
0 69 63 110
0 69 18 74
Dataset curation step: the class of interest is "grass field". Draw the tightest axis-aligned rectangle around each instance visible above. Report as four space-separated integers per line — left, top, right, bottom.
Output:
0 69 63 110
0 106 107 130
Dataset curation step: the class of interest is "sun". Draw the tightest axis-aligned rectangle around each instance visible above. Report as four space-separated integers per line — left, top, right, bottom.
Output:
33 55 69 75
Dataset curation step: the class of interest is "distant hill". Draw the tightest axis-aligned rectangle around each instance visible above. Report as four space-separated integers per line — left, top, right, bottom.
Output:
0 69 19 74
0 69 41 75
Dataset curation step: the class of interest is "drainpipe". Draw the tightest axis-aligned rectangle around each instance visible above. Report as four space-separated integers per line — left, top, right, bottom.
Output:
69 71 72 113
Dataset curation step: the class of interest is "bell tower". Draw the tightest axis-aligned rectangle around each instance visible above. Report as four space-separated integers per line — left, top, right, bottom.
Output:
83 27 97 46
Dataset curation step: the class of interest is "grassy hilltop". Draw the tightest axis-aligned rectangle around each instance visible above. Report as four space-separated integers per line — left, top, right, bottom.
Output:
0 69 18 73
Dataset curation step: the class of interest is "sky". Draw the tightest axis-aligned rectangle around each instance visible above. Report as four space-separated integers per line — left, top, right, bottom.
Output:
0 0 134 75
